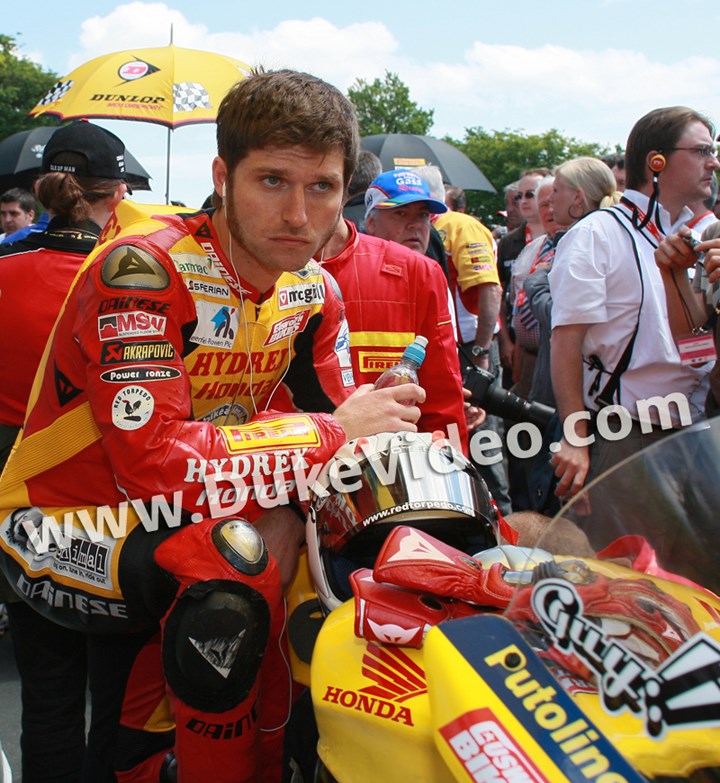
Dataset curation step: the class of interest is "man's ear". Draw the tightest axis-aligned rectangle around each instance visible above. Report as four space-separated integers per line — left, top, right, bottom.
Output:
212 156 228 200
110 183 127 209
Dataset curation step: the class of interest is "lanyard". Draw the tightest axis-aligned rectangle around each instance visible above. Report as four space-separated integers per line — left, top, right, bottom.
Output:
686 210 713 230
617 197 663 247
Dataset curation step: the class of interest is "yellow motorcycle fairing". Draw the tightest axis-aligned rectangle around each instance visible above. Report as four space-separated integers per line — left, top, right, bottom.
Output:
302 551 720 782
311 600 456 783
425 614 645 783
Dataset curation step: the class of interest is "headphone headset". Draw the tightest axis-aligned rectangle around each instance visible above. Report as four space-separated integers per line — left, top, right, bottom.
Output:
222 181 227 198
649 154 666 173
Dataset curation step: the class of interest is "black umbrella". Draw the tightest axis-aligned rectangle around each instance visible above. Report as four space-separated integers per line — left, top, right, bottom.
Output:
0 126 152 194
361 133 496 193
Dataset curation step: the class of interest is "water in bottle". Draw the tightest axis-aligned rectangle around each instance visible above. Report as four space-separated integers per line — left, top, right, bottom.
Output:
373 336 428 403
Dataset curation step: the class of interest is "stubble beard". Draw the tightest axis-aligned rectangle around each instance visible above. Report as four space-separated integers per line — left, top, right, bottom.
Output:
225 190 343 275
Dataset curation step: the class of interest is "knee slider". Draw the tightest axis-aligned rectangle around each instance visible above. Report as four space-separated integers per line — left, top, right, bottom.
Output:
163 579 271 713
213 518 269 575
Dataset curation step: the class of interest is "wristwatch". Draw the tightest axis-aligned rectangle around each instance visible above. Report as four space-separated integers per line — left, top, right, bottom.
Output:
471 345 490 359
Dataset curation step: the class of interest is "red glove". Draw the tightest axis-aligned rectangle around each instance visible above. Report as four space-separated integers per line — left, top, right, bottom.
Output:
372 526 516 609
350 568 480 647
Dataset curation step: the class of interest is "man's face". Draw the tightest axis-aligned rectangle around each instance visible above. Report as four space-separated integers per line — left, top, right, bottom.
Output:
611 164 626 192
662 121 720 207
538 183 561 236
1 201 33 234
218 145 345 291
364 201 431 254
504 189 522 230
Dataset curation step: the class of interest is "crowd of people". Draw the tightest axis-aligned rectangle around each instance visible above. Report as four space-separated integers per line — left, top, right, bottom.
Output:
0 66 719 782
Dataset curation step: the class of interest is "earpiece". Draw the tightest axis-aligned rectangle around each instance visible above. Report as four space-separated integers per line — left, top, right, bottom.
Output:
649 154 666 173
221 181 227 199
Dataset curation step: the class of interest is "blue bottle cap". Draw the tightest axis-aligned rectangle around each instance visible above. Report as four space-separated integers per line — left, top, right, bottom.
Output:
403 335 427 364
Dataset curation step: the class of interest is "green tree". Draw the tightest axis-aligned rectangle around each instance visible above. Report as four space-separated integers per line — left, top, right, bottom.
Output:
0 35 59 140
450 127 612 225
348 71 434 136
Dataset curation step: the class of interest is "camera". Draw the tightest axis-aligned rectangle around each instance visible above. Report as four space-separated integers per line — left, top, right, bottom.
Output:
682 229 703 254
463 364 555 431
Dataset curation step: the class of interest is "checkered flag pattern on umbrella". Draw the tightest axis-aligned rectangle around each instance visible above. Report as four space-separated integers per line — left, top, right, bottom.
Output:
173 82 212 114
37 81 74 107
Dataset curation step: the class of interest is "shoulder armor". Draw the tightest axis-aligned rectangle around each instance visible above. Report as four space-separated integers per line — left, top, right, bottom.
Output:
101 245 170 291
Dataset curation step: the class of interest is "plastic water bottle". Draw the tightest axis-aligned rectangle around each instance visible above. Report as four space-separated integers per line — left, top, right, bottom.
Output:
373 336 428 404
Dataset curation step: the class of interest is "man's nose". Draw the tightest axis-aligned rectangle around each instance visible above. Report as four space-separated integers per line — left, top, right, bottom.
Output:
282 187 308 227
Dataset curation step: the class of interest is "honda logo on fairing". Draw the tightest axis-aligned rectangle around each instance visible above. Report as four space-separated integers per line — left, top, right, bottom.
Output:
322 642 426 726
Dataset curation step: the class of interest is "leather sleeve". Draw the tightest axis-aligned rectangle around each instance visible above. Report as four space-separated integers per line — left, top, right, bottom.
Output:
70 242 347 517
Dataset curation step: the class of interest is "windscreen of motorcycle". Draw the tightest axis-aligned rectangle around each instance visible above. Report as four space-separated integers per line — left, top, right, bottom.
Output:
492 420 720 780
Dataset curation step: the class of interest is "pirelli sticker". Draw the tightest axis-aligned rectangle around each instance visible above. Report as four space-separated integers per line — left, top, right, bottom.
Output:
357 350 404 374
221 415 320 454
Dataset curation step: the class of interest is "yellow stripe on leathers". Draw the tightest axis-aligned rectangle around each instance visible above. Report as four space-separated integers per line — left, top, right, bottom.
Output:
349 331 415 347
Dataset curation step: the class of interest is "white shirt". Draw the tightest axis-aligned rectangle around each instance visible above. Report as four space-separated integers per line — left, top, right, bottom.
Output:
549 190 710 426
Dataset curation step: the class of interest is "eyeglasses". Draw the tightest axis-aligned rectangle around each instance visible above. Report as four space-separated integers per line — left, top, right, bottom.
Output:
668 145 719 159
513 190 537 202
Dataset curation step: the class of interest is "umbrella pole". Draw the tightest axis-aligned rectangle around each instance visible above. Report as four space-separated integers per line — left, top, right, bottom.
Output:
165 126 172 205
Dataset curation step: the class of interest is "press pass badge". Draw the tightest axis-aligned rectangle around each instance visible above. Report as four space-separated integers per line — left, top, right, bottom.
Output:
677 330 717 366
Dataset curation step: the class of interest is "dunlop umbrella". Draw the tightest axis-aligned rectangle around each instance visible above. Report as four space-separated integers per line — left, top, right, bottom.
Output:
361 133 496 192
29 43 251 202
0 126 152 195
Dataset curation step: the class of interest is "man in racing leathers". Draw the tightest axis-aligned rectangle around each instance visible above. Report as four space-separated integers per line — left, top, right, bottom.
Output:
319 215 469 452
0 70 423 783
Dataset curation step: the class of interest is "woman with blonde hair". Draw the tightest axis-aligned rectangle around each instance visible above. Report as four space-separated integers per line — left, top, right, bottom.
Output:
521 157 620 514
551 156 621 224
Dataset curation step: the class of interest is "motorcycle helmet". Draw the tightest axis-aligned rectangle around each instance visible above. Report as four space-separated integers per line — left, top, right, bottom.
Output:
306 431 499 614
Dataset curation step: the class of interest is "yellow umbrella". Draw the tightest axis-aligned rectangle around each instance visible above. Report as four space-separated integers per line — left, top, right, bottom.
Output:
30 44 252 202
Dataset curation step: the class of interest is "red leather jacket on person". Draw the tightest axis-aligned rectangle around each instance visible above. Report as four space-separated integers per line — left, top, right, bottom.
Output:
320 220 468 453
0 219 100 428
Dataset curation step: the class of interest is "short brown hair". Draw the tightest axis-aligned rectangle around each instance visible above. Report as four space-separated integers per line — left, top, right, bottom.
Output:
625 106 715 190
216 69 359 190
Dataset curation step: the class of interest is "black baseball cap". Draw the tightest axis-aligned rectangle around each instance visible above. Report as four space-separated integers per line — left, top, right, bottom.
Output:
42 120 128 182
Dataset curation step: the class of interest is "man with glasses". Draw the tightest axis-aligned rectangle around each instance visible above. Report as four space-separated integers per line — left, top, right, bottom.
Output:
549 107 719 500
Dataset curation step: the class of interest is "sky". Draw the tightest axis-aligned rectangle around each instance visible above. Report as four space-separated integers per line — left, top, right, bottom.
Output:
6 0 720 207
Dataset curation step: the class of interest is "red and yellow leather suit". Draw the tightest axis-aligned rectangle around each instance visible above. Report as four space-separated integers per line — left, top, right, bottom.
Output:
0 201 356 782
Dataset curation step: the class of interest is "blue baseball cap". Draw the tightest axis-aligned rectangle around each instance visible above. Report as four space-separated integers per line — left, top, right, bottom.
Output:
364 169 448 218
